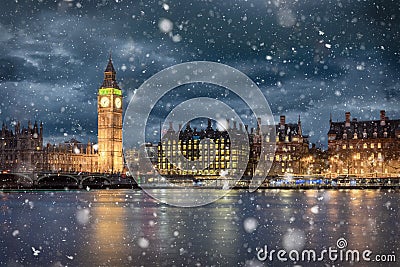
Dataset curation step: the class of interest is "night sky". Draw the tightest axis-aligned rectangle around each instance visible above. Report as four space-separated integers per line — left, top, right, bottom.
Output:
0 0 399 148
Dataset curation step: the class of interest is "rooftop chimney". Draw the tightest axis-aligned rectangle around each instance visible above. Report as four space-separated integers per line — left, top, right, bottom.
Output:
345 112 351 123
280 115 286 126
345 112 351 127
255 117 260 134
380 110 386 126
380 110 387 120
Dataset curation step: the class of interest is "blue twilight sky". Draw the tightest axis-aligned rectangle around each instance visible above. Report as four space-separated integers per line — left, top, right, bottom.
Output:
0 0 399 148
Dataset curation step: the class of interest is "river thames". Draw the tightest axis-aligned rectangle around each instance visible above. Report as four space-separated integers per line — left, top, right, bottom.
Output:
1 189 398 266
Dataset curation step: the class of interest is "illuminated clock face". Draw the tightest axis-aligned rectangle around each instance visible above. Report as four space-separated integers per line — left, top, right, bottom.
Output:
115 97 122 109
100 96 110 107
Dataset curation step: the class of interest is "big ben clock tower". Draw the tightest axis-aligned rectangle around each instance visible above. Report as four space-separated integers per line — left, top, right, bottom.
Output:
97 55 123 173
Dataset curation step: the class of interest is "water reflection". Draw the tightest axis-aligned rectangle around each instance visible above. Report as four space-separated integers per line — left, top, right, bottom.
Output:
0 189 398 266
86 192 130 266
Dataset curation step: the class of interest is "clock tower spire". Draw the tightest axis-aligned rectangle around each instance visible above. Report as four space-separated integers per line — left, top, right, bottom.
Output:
97 54 123 173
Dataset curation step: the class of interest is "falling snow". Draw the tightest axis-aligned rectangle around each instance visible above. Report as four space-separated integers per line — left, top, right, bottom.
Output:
0 0 400 265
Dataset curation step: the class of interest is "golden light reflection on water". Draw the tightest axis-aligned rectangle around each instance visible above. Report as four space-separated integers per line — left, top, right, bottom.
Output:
85 191 131 266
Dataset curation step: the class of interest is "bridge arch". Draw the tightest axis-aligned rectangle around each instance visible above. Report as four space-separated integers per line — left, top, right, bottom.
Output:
81 175 112 188
36 174 79 188
14 173 34 184
0 173 34 188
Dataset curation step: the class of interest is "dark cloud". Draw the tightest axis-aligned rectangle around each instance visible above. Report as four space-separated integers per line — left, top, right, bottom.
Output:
0 0 399 147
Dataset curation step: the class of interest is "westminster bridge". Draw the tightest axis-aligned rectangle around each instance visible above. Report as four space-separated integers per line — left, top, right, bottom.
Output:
0 172 138 189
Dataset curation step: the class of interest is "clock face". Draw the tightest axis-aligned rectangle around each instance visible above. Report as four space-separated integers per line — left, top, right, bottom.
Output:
100 96 110 107
115 97 122 109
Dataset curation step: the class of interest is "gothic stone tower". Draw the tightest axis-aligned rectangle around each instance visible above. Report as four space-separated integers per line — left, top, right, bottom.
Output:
97 55 123 173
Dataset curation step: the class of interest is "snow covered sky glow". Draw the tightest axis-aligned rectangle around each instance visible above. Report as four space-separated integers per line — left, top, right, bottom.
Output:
0 0 399 147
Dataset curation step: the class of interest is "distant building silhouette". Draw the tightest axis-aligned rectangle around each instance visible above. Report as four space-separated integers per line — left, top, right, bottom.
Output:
0 121 44 172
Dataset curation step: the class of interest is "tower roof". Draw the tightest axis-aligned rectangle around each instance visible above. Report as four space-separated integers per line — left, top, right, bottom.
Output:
101 53 120 89
105 53 116 73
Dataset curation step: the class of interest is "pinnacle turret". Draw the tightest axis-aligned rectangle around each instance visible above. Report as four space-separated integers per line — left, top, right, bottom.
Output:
101 52 119 89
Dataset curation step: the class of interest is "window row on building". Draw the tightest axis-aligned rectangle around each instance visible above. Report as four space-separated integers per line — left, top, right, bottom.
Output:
155 116 309 177
328 110 400 176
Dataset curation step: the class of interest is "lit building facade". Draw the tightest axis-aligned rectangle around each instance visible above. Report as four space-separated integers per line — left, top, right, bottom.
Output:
157 116 310 177
44 139 98 173
157 119 248 176
328 110 400 177
302 143 329 175
263 115 310 176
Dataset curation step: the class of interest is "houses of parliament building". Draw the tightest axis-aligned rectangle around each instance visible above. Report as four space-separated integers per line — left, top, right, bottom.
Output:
0 56 124 174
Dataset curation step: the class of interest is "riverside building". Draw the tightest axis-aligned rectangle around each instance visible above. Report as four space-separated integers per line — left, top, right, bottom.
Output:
328 110 400 177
